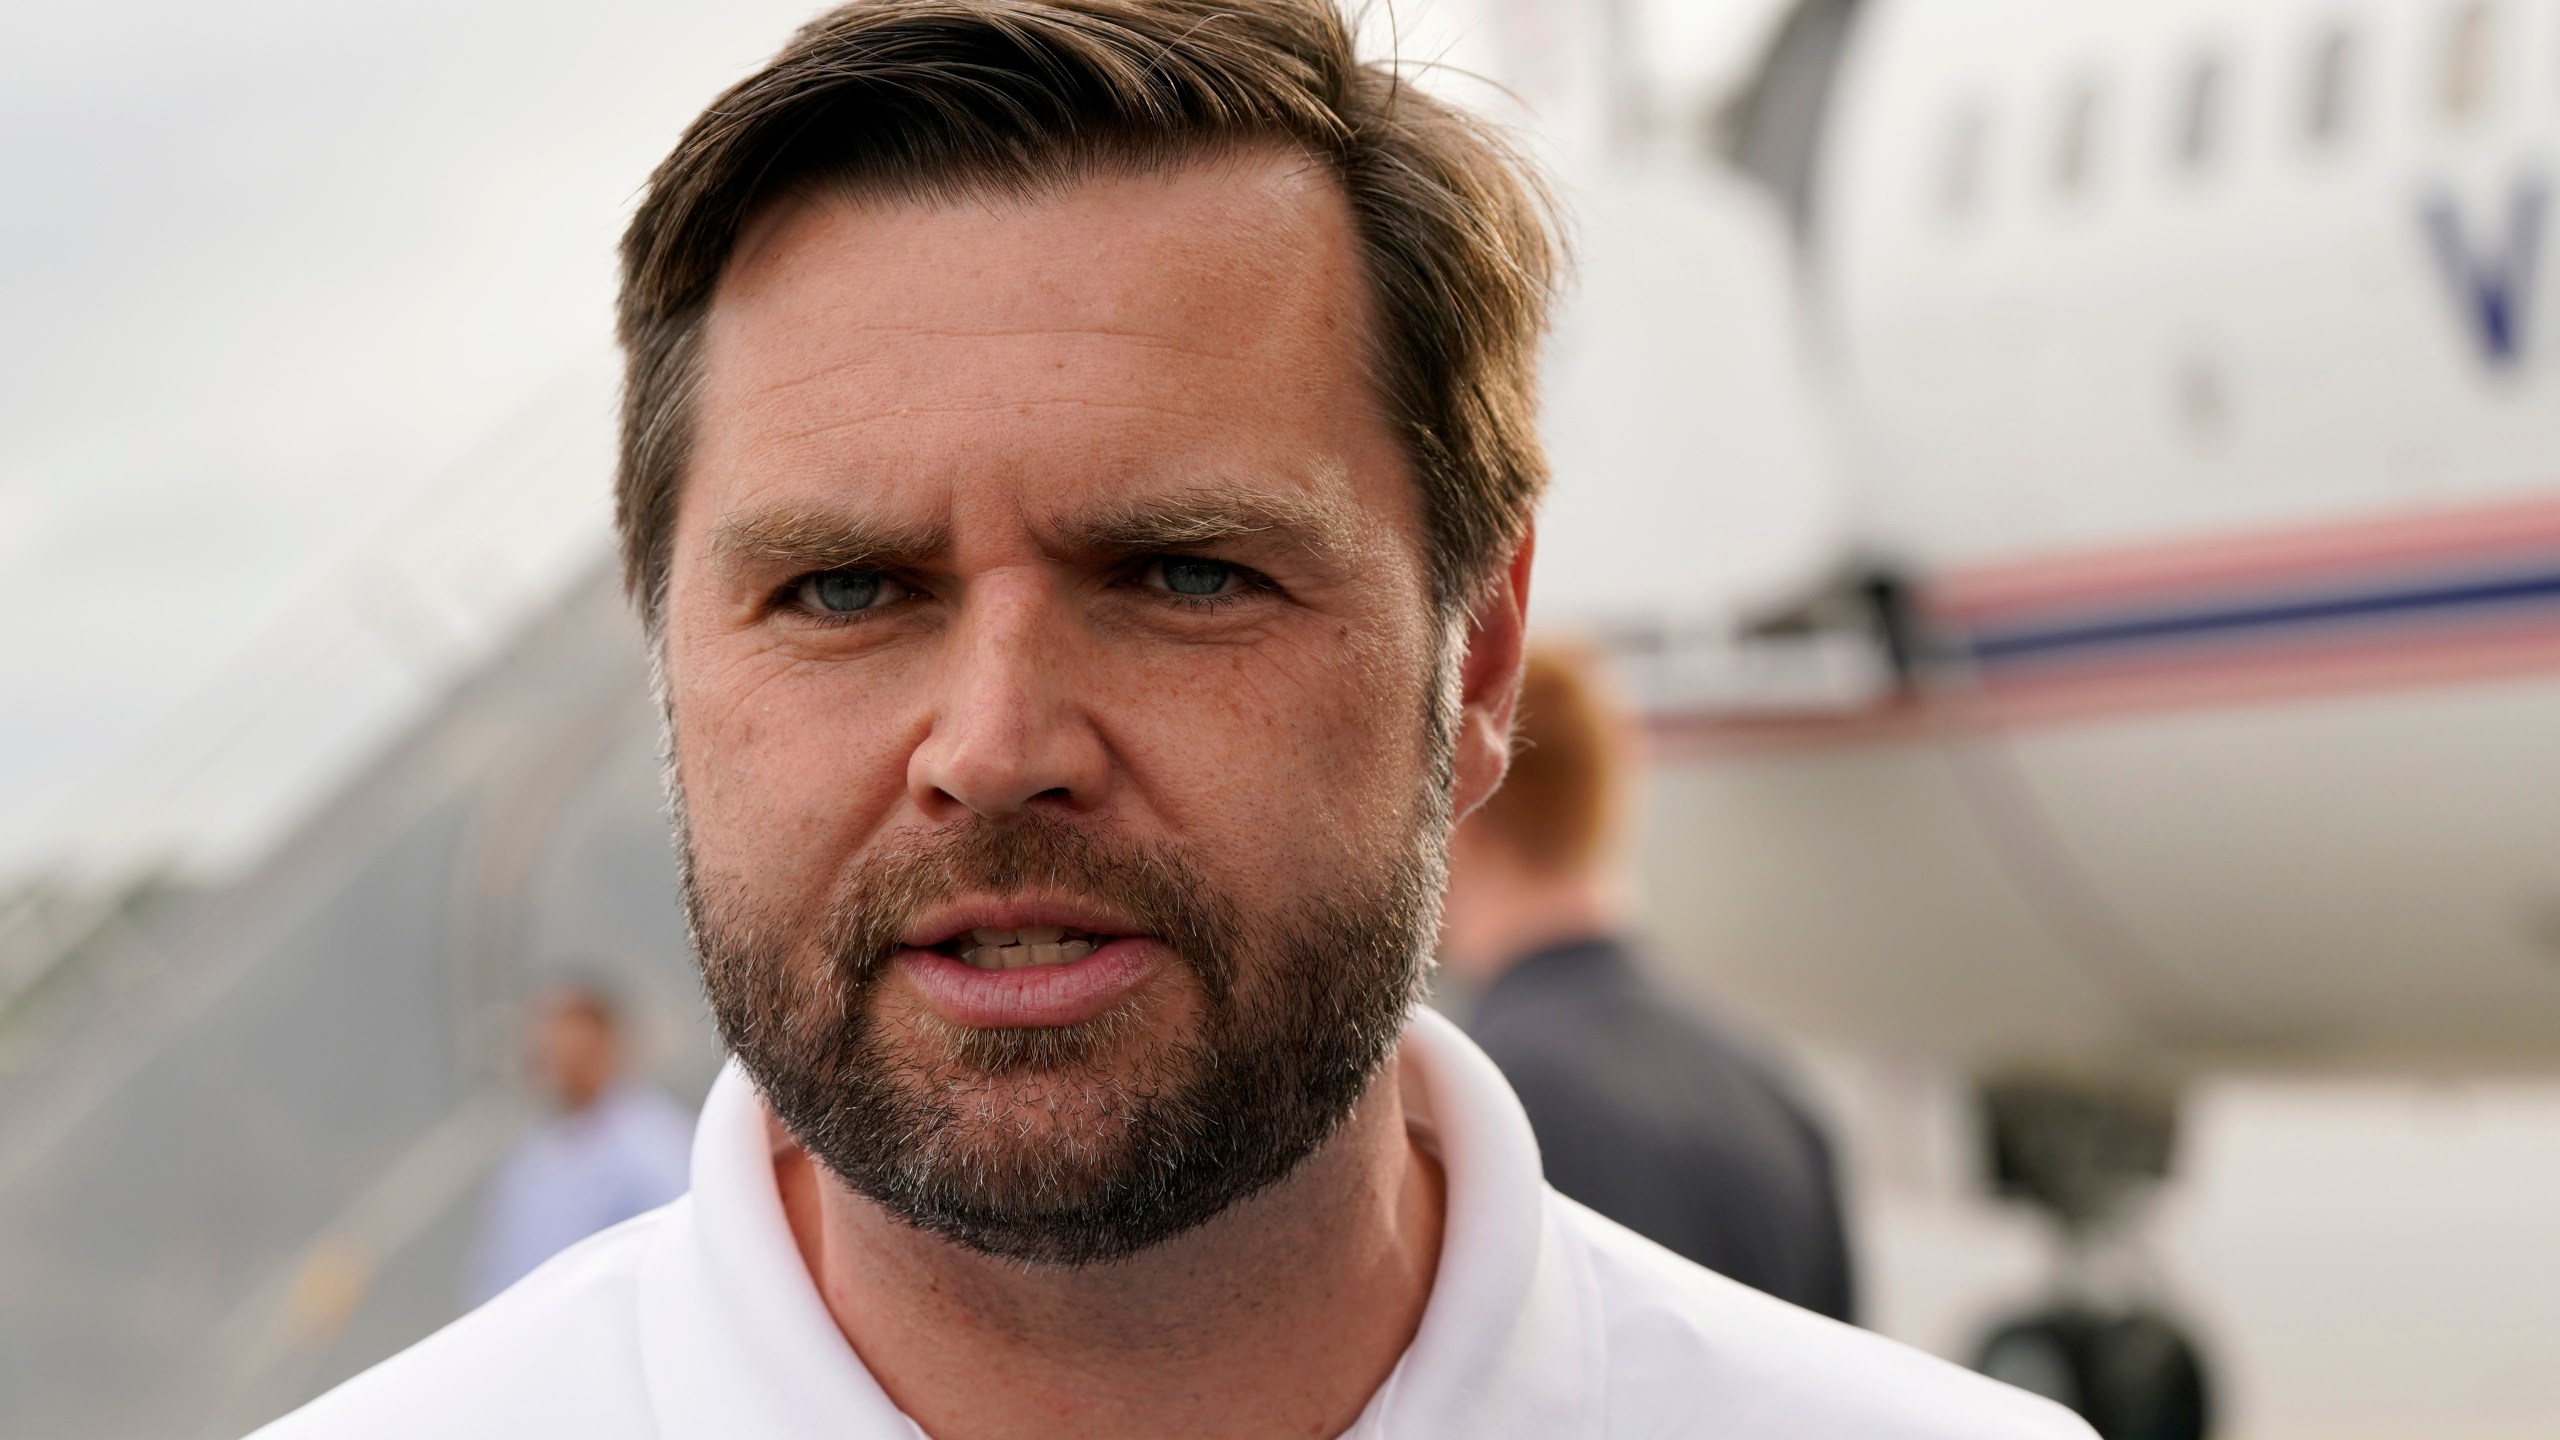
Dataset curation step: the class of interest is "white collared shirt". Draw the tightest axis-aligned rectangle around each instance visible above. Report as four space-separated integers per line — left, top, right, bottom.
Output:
256 1010 2093 1439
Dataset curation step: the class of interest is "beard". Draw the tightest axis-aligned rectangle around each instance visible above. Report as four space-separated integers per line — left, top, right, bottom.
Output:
680 787 1449 1267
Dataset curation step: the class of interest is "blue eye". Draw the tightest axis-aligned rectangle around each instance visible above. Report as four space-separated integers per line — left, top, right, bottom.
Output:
1157 558 1235 597
799 570 886 614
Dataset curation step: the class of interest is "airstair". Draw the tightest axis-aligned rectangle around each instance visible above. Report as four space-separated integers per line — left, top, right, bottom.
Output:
0 570 719 1439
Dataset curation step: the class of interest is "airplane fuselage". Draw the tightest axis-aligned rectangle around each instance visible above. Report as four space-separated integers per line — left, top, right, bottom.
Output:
1644 0 2560 1076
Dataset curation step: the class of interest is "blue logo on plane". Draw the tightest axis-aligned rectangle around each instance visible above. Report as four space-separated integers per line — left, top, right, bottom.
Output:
2424 178 2546 369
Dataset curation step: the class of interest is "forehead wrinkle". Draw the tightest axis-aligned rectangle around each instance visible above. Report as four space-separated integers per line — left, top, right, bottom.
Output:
709 505 950 573
733 328 1268 424
713 310 1285 429
765 320 1259 368
773 396 1230 451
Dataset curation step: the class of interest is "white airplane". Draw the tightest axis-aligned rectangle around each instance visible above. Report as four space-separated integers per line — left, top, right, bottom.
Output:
1526 0 2560 1427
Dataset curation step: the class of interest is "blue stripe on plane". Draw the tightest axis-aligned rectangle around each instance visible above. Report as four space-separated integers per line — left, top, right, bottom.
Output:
1963 566 2560 666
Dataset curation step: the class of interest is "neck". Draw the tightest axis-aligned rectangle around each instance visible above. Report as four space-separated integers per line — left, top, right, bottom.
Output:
772 1045 1446 1440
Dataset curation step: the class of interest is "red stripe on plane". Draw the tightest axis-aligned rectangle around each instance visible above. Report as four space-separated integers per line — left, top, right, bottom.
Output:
1933 491 2560 626
1648 610 2560 761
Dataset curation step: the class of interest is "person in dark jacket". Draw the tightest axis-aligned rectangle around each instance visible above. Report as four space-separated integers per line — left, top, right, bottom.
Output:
1443 642 1857 1321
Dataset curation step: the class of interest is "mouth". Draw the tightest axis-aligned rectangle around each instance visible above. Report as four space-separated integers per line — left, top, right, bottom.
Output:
898 911 1168 1029
933 925 1112 972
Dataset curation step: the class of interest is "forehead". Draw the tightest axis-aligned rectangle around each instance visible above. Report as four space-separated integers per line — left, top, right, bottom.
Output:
684 148 1407 537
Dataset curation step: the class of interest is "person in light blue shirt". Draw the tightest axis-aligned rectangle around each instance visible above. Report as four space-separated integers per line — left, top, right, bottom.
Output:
466 979 691 1305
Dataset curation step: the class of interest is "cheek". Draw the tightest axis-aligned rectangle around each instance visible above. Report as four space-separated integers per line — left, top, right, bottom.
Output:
1114 622 1439 886
668 644 918 887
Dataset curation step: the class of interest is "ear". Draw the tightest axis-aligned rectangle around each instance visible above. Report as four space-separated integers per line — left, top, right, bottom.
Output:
1447 528 1535 824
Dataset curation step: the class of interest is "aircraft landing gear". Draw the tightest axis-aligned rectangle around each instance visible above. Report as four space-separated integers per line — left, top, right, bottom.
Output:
1976 1306 2209 1440
1969 1076 2213 1440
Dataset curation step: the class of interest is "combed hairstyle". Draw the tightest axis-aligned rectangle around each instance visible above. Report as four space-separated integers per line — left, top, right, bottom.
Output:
614 0 1561 631
1472 641 1629 877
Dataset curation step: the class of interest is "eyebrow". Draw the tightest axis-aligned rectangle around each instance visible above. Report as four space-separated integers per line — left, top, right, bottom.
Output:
705 479 1363 582
708 507 950 576
1057 482 1361 561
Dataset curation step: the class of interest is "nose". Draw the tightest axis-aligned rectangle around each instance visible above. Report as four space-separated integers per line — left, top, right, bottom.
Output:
906 572 1111 821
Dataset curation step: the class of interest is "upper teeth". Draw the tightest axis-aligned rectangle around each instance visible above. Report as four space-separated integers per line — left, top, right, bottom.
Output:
959 926 1099 970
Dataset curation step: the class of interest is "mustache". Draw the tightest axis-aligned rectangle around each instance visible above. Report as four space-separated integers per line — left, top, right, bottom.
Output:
816 813 1241 1000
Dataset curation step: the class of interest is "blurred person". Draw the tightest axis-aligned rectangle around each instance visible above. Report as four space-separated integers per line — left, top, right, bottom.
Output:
255 1 2088 1436
1443 643 1857 1321
464 978 689 1304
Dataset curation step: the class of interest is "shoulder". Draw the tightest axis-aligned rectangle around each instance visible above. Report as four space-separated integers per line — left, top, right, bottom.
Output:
1472 962 1754 1090
1555 1198 2095 1440
1477 991 1814 1157
596 1086 694 1151
251 1204 674 1440
617 1083 695 1131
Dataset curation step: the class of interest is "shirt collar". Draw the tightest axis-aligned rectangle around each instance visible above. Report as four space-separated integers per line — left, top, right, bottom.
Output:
639 1061 919 1438
1351 1008 1597 1437
639 1007 1595 1439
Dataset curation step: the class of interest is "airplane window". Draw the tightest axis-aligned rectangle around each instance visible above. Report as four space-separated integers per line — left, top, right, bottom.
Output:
2305 27 2357 143
2437 2 2495 120
2053 81 2104 195
2175 55 2227 170
1941 106 1990 219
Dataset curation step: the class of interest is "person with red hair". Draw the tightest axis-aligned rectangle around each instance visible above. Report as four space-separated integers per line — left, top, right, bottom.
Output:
1443 642 1856 1321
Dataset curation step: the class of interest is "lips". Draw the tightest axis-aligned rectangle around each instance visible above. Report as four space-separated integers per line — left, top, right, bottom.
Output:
899 907 1166 1028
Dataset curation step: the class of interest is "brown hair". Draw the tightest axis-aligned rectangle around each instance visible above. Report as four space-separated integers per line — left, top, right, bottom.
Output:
614 0 1560 630
1471 642 1629 876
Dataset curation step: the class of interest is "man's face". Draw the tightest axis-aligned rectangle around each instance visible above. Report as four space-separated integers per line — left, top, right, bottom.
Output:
659 150 1518 1263
531 998 617 1113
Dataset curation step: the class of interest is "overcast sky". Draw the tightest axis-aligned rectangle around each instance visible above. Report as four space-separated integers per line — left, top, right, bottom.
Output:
0 0 1800 877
